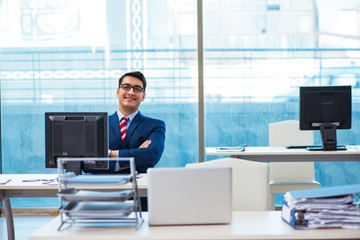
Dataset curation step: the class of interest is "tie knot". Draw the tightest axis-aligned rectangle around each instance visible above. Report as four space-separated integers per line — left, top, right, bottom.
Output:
122 117 128 122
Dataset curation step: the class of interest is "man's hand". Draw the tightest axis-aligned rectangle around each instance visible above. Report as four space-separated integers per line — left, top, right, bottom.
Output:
139 140 152 148
109 150 118 158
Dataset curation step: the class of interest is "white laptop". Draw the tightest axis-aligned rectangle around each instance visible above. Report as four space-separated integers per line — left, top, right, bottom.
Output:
147 167 232 225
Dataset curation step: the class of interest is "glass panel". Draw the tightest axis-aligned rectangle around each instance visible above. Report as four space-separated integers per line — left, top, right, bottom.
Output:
0 0 197 207
203 0 360 205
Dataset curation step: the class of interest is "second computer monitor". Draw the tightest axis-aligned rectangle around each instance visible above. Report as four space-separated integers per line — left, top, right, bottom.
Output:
299 85 351 151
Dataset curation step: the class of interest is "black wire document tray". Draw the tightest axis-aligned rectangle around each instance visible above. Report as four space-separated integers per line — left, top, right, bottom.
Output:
63 201 134 218
58 188 134 202
57 157 143 231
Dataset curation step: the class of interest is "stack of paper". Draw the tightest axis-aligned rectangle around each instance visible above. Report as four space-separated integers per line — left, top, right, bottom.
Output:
281 184 360 229
63 201 134 218
60 174 131 185
58 188 134 201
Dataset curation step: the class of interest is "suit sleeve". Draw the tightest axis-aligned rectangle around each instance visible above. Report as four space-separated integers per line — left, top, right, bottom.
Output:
117 120 165 173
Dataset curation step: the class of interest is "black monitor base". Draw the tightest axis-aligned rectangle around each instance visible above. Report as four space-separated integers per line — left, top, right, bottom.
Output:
306 145 347 151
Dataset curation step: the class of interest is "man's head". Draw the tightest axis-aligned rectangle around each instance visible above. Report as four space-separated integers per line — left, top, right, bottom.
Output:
118 71 147 92
117 71 147 115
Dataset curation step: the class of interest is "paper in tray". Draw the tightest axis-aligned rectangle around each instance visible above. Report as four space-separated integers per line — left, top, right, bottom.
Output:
64 201 134 218
61 175 132 185
58 188 134 202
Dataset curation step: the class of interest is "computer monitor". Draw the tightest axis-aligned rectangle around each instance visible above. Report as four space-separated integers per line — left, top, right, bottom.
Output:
45 112 109 174
299 86 351 151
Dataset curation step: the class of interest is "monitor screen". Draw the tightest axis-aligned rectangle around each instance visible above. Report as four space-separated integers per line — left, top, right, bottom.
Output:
299 86 351 150
45 112 109 173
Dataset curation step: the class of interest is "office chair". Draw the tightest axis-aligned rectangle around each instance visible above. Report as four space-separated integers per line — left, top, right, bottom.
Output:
186 158 269 211
268 120 320 210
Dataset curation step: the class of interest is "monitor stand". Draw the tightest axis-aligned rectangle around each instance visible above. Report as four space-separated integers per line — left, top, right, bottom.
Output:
65 161 82 175
306 123 347 151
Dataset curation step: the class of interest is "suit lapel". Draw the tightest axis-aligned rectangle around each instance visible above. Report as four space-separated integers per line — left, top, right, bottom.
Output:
109 112 122 144
124 111 144 145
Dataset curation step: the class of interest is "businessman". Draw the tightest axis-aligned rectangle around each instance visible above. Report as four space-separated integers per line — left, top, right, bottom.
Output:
108 71 166 174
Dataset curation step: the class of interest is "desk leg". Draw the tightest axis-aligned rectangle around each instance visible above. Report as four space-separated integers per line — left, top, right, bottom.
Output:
3 198 15 240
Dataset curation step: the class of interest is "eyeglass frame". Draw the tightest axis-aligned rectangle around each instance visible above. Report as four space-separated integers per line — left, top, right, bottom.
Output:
118 83 145 93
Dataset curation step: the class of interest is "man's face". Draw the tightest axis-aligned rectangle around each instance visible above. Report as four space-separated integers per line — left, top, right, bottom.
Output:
117 76 146 113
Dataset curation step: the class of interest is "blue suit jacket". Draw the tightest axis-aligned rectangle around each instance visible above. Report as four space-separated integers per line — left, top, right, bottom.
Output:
108 111 165 173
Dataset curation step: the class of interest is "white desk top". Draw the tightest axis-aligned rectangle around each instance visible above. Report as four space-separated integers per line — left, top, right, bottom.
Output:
206 146 360 162
0 174 59 190
29 211 360 240
0 174 148 195
206 146 360 156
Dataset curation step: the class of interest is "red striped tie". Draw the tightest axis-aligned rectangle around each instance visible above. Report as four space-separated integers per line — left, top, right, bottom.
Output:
120 117 128 143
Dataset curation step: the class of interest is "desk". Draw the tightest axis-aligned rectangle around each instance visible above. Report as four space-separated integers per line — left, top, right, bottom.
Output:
206 146 360 162
0 174 148 240
29 211 360 240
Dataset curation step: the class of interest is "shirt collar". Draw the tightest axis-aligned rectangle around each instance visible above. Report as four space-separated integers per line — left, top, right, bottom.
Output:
116 110 138 125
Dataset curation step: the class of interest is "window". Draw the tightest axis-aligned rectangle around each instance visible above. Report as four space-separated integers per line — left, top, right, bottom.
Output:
0 0 198 207
1 0 359 208
203 0 360 205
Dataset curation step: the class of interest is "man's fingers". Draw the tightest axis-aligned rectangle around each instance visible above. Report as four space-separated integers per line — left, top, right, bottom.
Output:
139 140 152 148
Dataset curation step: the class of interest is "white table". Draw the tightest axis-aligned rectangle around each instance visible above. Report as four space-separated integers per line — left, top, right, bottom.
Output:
0 174 148 240
29 211 360 240
206 146 360 162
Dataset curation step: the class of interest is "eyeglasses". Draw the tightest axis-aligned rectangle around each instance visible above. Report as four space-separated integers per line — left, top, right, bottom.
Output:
119 83 144 93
